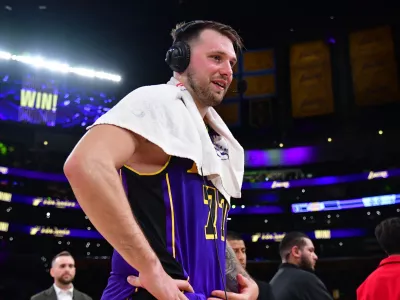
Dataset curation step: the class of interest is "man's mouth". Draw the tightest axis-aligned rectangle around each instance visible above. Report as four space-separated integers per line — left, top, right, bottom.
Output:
212 81 226 90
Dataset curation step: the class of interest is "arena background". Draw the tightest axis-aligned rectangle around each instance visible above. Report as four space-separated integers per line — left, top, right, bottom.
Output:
1 2 400 299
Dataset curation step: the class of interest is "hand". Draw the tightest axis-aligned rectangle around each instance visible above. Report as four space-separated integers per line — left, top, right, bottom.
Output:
127 274 194 294
208 274 259 300
126 265 194 300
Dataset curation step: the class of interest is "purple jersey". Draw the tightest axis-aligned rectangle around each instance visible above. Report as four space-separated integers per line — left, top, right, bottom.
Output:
101 157 230 300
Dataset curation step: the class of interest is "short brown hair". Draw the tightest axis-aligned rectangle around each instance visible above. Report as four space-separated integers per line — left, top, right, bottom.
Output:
170 20 244 54
51 250 73 267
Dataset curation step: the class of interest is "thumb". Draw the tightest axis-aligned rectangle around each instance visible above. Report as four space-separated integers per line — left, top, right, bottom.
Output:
127 275 142 287
175 280 195 293
236 274 249 287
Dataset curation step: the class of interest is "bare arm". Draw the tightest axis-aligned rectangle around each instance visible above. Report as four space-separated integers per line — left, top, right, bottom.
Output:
225 244 252 292
64 124 159 273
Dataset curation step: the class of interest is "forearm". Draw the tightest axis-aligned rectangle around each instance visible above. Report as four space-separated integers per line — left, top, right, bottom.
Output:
65 158 159 273
225 244 253 292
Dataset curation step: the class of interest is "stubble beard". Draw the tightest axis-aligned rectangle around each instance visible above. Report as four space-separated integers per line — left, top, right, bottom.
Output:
187 70 224 108
299 255 315 271
57 276 74 285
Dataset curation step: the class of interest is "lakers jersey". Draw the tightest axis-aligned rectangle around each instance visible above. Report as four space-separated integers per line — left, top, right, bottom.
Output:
101 157 230 300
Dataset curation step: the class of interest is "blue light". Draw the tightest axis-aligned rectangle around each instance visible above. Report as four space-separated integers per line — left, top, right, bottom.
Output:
292 193 399 213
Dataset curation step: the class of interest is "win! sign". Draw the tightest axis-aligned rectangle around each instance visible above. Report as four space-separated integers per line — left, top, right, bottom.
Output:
19 89 58 126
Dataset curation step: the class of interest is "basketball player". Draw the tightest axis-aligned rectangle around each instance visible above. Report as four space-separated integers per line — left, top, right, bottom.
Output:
64 21 259 300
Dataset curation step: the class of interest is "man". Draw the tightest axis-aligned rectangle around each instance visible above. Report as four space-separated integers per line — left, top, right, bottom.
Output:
227 232 275 300
357 217 400 300
269 232 332 300
31 251 92 300
64 20 258 300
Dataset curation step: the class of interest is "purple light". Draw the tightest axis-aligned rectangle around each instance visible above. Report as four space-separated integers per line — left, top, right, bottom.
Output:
328 37 336 44
242 168 400 190
245 146 315 168
63 100 70 106
5 167 68 182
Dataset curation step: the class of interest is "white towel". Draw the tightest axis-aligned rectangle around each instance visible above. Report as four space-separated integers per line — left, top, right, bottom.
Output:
87 77 244 203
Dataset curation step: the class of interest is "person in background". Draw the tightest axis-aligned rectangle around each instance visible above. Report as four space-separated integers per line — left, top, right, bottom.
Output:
269 232 332 300
357 217 400 300
31 251 92 300
227 231 275 300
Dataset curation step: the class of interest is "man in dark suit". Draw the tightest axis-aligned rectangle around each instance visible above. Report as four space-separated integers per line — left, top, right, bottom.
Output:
227 231 275 300
31 251 92 300
269 232 332 300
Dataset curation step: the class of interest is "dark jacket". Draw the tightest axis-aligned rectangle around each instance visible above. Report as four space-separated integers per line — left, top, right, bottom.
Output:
256 279 275 300
269 263 332 300
30 286 92 300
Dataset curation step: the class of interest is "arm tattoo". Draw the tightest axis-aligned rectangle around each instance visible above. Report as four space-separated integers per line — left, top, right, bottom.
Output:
225 244 252 292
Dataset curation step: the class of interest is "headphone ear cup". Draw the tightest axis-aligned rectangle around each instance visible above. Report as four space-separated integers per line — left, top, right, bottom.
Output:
165 41 190 73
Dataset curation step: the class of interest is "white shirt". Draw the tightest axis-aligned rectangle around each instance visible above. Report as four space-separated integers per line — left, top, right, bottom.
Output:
53 284 74 300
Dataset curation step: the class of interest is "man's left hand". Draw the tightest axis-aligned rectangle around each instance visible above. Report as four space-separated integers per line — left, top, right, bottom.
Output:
208 274 259 300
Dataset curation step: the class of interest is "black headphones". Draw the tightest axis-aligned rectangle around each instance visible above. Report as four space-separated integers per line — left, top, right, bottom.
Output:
165 20 205 73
